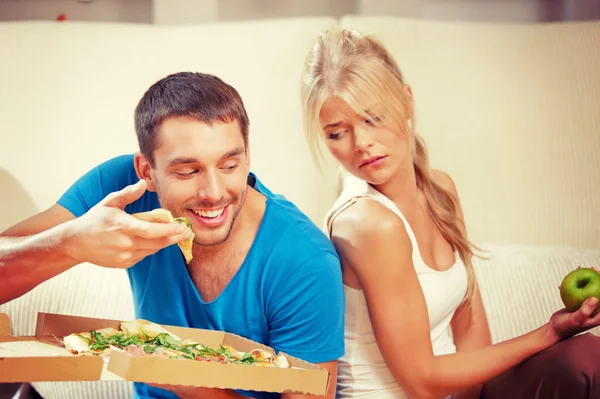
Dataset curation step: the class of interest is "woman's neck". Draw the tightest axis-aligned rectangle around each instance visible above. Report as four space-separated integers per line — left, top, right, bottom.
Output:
373 162 420 211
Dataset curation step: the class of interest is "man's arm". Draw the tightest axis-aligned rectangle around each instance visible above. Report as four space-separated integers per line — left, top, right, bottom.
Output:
0 204 79 304
0 180 191 305
285 361 337 399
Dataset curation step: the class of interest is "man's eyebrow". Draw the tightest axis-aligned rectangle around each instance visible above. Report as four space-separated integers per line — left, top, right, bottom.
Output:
323 121 342 129
221 147 245 159
167 157 198 166
166 148 244 166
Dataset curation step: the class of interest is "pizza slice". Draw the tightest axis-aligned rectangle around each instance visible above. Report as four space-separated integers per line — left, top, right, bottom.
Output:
63 327 123 355
132 208 194 264
120 319 181 341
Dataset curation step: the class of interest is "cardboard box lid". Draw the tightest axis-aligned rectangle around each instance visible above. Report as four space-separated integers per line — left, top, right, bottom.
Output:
0 313 105 383
2 312 330 395
0 313 10 336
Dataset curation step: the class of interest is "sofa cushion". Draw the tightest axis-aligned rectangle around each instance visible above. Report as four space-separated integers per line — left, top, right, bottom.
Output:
473 243 600 343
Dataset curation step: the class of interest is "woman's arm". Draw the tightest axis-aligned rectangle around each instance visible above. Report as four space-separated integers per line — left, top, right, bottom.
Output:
435 170 492 399
449 289 492 399
331 198 599 399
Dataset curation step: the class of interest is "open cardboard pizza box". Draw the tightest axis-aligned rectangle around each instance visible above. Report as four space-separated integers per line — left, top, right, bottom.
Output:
0 312 330 395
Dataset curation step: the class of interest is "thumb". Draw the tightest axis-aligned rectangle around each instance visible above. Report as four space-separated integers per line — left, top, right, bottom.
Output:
101 180 148 209
573 297 598 324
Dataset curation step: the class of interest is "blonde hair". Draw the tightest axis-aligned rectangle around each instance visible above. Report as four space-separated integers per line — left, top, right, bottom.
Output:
301 28 479 307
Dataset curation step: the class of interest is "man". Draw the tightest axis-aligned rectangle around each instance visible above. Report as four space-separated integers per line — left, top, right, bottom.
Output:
0 72 344 399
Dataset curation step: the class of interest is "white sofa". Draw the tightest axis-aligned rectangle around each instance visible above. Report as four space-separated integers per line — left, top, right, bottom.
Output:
1 16 599 399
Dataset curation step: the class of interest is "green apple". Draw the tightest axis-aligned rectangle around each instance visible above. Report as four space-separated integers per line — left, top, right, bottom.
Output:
560 267 600 315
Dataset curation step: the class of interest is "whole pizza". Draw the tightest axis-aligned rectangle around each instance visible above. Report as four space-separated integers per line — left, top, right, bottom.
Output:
63 319 291 368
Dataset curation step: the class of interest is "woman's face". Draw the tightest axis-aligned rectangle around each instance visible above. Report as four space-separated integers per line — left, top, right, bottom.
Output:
318 95 412 186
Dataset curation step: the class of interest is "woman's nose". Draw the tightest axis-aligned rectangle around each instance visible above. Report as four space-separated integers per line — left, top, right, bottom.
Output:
354 128 374 151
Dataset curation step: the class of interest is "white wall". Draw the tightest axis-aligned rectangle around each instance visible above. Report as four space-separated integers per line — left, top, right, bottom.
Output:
152 0 217 24
567 0 600 20
218 0 355 21
1 0 597 24
357 0 541 22
0 0 152 23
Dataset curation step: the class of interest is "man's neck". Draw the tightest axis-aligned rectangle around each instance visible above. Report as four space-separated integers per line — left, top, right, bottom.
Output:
189 186 265 267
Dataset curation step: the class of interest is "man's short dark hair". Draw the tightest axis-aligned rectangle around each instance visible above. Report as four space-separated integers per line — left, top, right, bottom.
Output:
134 72 250 166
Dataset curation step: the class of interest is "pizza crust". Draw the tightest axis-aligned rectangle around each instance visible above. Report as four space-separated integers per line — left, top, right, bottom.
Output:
132 208 194 264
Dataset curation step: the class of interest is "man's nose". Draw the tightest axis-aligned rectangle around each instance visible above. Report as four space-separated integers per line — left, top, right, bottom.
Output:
197 171 223 203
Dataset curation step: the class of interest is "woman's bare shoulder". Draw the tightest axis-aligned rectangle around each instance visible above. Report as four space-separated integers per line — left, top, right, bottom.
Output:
330 197 410 250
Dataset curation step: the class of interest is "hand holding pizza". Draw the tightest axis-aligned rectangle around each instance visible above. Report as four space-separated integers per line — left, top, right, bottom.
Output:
65 180 193 269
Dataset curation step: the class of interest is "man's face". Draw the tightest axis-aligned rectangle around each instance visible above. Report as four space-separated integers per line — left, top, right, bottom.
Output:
148 116 250 246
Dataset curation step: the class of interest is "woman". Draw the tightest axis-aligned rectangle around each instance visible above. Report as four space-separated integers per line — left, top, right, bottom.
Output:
300 27 600 399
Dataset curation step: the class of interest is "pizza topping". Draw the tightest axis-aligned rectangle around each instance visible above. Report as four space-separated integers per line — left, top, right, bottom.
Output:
174 217 192 229
62 320 290 368
132 209 194 264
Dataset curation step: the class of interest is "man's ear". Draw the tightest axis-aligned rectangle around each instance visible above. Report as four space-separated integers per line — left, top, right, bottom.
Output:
245 142 251 169
133 152 157 192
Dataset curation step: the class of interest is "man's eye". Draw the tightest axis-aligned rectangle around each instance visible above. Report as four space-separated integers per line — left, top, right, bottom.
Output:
223 162 239 171
175 170 197 176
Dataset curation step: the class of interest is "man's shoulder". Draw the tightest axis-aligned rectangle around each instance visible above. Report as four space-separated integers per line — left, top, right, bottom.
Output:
58 153 158 216
96 153 137 177
252 175 339 268
77 154 138 187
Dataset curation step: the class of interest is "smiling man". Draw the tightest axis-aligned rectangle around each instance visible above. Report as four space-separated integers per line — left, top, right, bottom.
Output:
0 72 344 399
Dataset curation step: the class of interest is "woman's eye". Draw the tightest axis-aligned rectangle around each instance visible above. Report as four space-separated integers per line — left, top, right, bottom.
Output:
366 116 382 124
329 131 346 139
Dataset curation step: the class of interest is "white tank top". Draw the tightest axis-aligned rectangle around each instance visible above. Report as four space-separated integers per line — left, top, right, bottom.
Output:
324 174 468 399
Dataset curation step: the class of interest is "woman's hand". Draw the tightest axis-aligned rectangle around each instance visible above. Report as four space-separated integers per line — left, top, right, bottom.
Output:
549 296 600 341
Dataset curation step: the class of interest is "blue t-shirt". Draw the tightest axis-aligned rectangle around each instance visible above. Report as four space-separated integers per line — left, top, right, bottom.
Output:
57 154 345 399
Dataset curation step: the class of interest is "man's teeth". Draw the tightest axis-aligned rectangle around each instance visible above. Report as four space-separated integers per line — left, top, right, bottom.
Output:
192 208 225 218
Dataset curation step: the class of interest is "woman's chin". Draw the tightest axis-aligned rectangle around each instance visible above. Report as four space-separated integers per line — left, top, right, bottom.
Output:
359 170 393 187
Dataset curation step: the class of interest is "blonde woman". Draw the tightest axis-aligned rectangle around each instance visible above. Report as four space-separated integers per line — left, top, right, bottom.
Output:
301 28 600 399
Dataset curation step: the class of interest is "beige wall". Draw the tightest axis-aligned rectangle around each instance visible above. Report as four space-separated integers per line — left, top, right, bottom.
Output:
152 0 217 24
0 14 598 248
0 18 340 229
0 0 152 23
357 0 540 22
2 0 598 24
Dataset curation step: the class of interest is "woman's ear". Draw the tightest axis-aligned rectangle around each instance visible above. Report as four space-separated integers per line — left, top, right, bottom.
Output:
133 152 157 192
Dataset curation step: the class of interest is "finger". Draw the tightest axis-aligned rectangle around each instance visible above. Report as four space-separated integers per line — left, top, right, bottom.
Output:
573 297 599 324
127 217 190 239
581 303 600 329
136 232 193 250
100 180 148 209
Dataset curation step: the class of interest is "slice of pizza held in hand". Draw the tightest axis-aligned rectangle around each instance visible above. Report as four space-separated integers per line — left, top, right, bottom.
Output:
62 319 291 368
132 208 194 264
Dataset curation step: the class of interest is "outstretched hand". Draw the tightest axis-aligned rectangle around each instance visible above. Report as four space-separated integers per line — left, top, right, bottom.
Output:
550 266 600 341
65 180 192 269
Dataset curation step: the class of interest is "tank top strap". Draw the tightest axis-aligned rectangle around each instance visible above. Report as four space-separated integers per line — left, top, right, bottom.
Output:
323 174 424 261
361 185 423 260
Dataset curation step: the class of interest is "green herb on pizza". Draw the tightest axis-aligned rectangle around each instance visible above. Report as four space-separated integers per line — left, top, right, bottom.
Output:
62 319 290 368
